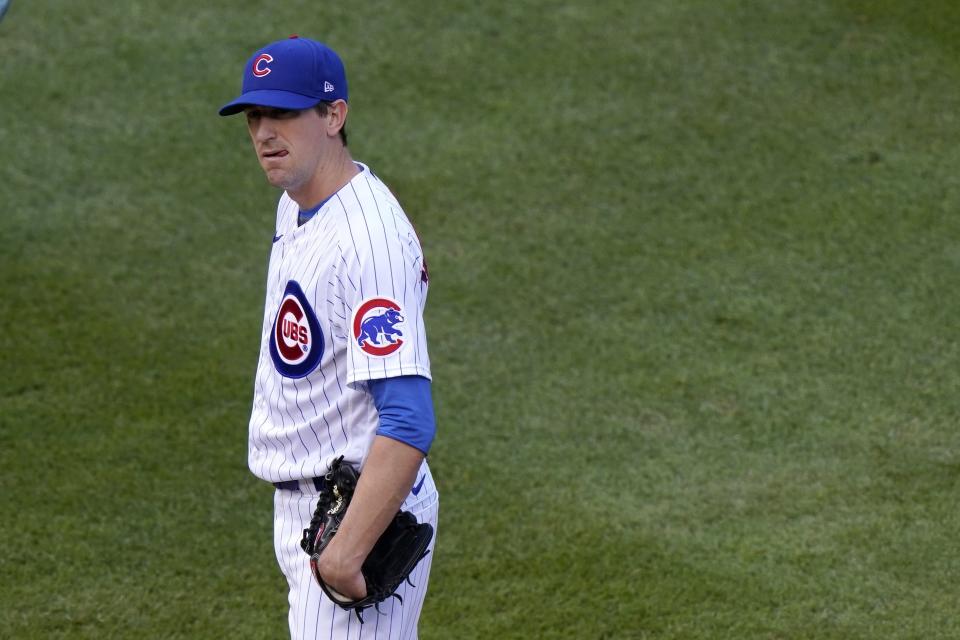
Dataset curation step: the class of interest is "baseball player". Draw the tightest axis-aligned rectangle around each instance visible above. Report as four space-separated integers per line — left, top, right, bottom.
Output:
219 36 439 639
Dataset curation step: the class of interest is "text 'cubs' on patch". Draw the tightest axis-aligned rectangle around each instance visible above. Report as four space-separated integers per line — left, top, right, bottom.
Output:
270 280 324 378
352 297 405 357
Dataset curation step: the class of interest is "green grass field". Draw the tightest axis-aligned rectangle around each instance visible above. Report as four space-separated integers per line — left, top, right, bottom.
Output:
4 0 960 637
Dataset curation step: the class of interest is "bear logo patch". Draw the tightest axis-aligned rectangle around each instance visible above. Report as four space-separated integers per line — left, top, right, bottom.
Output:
352 297 405 357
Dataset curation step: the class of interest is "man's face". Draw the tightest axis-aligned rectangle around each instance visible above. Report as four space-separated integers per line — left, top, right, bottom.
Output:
244 106 329 194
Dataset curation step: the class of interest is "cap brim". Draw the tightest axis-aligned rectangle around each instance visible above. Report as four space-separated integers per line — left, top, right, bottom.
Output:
218 89 323 116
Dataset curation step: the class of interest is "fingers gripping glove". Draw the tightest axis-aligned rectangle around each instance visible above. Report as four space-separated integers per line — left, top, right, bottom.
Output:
300 456 434 622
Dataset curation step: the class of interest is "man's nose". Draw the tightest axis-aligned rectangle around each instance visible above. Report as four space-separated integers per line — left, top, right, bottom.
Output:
253 119 277 142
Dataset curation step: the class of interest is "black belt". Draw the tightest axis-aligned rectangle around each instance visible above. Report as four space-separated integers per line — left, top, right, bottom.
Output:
273 477 327 491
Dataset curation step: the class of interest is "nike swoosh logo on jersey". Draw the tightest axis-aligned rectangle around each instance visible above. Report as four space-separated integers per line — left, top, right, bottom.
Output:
411 473 426 496
273 234 283 243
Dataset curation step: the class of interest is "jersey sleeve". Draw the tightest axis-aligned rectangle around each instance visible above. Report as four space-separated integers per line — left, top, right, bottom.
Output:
369 375 436 454
336 182 431 388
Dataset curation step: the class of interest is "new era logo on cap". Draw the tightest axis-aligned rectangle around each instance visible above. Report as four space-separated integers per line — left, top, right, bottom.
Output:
218 36 349 116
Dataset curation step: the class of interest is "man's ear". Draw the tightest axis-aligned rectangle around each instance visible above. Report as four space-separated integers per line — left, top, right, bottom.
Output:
326 100 348 138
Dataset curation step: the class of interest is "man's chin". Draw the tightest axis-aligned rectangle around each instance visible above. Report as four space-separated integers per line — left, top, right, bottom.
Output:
263 170 291 190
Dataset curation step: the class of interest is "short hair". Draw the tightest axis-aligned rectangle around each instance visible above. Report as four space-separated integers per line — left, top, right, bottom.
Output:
316 101 348 146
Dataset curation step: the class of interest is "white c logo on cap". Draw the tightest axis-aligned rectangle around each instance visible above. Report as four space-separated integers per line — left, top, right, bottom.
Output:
252 53 273 77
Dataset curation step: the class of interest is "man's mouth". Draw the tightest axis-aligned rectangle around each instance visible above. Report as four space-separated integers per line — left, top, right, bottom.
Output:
262 149 288 159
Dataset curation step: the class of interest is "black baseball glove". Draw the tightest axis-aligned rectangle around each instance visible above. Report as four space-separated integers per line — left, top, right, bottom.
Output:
300 456 434 622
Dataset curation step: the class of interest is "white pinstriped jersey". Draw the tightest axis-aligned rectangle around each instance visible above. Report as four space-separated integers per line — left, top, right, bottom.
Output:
248 162 431 483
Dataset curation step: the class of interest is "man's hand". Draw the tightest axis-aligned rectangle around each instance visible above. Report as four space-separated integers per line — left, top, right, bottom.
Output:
314 538 367 601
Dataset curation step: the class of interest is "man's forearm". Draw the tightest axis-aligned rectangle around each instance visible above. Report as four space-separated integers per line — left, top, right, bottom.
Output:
316 435 425 596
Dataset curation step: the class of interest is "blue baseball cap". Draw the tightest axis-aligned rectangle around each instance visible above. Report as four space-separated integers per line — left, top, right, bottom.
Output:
219 36 348 116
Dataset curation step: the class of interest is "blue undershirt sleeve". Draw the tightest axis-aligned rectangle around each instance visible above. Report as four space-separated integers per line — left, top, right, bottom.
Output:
368 375 436 455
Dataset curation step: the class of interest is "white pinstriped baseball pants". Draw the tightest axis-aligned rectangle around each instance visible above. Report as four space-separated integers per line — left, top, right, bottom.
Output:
273 466 439 640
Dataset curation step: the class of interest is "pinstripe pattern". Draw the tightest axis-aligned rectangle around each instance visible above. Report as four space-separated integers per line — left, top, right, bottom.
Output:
248 163 431 483
250 162 437 638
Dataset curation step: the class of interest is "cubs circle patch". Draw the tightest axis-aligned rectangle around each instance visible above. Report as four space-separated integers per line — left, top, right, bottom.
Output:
270 281 324 378
352 297 405 357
